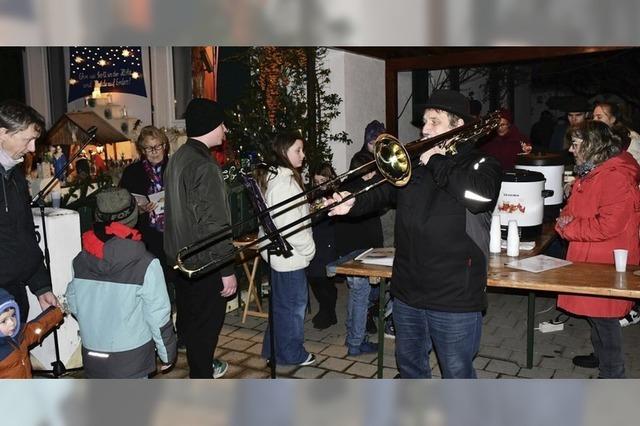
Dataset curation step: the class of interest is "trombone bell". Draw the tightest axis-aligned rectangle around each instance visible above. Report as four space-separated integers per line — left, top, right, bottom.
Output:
374 134 411 187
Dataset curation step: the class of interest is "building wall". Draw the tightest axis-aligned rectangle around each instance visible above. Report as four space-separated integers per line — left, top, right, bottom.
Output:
326 49 385 174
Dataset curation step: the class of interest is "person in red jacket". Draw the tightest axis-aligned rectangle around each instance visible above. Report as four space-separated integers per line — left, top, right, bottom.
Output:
555 120 640 378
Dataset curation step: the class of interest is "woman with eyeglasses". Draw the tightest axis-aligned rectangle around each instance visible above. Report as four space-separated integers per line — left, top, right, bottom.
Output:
555 120 640 378
119 126 175 297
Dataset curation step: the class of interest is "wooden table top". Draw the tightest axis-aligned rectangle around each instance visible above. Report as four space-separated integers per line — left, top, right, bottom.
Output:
334 224 640 299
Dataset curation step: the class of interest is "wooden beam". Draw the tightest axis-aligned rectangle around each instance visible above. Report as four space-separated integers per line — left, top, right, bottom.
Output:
387 46 626 72
385 62 399 137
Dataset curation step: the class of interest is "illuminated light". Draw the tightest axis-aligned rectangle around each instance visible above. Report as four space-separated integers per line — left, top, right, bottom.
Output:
97 59 107 66
131 72 140 79
121 49 130 57
74 56 83 63
34 328 42 335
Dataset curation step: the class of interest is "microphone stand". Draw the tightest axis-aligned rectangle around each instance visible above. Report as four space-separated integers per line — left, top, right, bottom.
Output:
239 173 293 379
30 126 97 378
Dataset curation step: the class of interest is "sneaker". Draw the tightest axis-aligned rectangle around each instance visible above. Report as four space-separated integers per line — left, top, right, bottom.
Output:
212 359 229 378
348 341 378 356
572 353 599 369
620 306 640 327
298 353 316 366
384 316 396 339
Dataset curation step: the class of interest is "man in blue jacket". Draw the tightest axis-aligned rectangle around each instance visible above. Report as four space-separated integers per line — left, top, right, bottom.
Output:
329 90 502 378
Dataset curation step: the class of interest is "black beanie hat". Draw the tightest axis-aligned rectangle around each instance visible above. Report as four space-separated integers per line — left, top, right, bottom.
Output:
185 98 225 137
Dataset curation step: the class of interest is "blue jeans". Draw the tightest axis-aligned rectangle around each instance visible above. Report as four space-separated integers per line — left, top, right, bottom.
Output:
261 268 310 365
393 298 482 378
346 275 371 348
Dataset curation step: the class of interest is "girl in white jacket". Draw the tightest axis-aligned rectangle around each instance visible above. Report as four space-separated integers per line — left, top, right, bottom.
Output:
255 132 316 366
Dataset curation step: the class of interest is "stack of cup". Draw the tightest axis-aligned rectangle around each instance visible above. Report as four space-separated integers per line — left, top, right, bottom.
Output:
489 214 501 254
507 220 520 257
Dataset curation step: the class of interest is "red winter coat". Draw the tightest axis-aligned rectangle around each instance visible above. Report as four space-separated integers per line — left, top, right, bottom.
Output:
556 152 640 318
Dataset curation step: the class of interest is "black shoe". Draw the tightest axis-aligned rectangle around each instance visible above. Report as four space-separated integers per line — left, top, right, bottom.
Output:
313 312 337 330
366 310 377 334
572 353 599 369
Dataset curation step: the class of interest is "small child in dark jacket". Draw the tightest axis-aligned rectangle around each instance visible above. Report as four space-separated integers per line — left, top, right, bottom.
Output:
307 163 339 329
0 288 64 378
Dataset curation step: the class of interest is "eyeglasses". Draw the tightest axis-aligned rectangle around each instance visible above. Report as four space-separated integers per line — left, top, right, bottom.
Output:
142 145 165 154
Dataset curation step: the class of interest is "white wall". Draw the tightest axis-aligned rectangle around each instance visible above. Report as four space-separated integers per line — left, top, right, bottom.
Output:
326 49 385 174
398 71 420 143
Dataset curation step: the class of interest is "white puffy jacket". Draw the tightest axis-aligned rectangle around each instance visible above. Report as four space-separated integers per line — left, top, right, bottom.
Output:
259 166 315 271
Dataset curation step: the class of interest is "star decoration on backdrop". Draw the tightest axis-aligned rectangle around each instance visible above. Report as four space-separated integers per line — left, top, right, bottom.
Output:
68 46 147 102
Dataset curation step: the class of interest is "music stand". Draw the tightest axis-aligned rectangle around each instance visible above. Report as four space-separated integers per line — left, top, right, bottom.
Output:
240 172 292 379
30 126 97 377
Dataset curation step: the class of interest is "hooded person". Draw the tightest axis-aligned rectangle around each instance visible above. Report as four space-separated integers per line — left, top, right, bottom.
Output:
360 120 386 158
478 108 532 170
0 287 64 378
65 187 176 378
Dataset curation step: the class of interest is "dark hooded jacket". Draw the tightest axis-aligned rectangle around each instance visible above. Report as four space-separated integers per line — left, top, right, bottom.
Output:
0 288 63 378
0 164 51 296
349 144 502 312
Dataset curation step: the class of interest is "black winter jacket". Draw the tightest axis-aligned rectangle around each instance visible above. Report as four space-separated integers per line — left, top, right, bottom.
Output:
0 164 51 296
350 145 502 312
163 139 235 277
335 176 384 257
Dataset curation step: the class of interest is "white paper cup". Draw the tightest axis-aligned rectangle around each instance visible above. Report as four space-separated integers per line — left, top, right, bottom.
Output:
51 191 61 209
613 249 628 272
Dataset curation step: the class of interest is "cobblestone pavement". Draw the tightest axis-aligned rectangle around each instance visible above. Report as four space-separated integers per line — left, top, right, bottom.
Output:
60 282 640 379
157 283 640 380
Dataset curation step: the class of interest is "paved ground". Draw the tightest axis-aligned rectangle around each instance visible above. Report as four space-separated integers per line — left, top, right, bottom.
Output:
153 281 640 380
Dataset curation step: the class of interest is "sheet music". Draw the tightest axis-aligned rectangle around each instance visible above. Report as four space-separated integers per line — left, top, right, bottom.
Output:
240 173 291 255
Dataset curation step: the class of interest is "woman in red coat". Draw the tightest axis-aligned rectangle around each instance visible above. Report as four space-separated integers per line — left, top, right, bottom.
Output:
556 120 640 378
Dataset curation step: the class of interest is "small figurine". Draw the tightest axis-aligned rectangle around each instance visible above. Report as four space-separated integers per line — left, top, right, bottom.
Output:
52 145 67 181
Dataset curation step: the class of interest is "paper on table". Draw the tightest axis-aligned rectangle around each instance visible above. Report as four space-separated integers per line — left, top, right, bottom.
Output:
148 190 165 215
505 254 572 273
355 247 395 267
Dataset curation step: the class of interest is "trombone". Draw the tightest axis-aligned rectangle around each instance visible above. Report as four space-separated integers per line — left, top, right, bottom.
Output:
175 111 501 277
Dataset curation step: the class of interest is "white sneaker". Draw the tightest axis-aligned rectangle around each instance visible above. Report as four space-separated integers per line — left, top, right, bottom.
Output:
298 353 316 366
620 307 640 327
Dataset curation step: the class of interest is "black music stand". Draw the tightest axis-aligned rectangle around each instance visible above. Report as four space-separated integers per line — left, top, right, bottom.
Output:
240 172 292 379
30 126 97 377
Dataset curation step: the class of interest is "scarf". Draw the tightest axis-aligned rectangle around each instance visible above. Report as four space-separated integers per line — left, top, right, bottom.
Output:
574 161 596 178
0 148 23 171
82 222 142 259
142 158 166 231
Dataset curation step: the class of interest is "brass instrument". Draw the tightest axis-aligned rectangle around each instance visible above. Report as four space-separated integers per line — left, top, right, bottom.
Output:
175 111 501 277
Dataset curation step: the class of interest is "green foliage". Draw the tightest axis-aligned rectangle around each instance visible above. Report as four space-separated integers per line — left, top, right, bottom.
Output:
224 47 351 180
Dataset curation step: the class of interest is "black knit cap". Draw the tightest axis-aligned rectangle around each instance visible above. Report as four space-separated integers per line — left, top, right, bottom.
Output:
184 98 225 137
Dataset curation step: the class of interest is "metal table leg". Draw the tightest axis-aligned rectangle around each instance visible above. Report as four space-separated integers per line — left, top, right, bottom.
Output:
527 291 535 369
376 278 387 378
